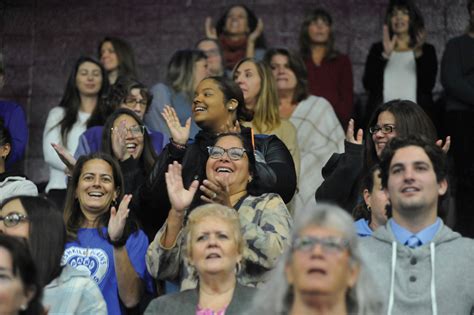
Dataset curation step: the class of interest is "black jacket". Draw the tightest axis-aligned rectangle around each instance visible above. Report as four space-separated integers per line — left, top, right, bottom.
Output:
139 127 297 233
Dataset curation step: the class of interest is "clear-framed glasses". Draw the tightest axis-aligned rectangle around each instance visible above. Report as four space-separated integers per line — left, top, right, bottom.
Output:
207 146 246 161
0 213 28 228
292 236 350 254
111 125 145 137
369 124 396 135
124 98 147 108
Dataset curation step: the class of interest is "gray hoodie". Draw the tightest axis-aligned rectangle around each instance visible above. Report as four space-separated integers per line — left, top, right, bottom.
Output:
360 219 474 315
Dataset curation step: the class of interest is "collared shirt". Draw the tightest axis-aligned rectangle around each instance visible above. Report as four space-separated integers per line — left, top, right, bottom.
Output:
354 219 373 237
390 218 441 246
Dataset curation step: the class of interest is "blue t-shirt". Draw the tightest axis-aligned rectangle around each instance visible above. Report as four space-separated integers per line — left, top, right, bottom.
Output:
62 227 153 315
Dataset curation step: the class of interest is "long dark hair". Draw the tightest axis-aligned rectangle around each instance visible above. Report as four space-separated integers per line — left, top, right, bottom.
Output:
215 4 266 49
53 56 109 146
384 0 424 48
0 234 43 315
63 152 138 242
98 37 138 80
263 47 309 104
299 8 339 60
101 108 157 173
365 99 437 169
1 196 65 288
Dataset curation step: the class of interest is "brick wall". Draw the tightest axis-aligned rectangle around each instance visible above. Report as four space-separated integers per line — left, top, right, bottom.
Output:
0 0 470 183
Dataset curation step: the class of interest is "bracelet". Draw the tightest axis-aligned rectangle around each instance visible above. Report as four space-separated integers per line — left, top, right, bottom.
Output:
170 138 186 150
107 233 127 248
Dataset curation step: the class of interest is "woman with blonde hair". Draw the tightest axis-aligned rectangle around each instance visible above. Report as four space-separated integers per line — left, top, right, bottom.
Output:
145 204 256 314
233 58 300 177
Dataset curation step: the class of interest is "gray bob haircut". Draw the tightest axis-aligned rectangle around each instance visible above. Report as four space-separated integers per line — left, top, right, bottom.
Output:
248 203 382 314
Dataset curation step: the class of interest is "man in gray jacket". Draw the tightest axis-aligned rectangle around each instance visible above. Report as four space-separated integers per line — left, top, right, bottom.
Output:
360 135 474 315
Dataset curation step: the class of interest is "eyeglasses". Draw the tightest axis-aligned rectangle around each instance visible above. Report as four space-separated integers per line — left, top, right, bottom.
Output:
207 146 246 161
0 213 28 228
292 236 350 254
111 125 145 137
124 98 147 108
369 124 396 135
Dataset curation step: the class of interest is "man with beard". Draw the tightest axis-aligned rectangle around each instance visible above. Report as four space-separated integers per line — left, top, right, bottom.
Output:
360 135 474 314
441 0 474 237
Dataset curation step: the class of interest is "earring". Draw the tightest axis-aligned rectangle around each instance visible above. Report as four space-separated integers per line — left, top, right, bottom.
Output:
248 176 253 183
367 206 372 213
20 304 28 311
235 261 242 274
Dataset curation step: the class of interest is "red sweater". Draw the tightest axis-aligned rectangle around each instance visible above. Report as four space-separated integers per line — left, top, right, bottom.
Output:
305 54 354 128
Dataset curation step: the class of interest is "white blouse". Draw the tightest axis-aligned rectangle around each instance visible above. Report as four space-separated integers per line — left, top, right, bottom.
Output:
383 50 417 103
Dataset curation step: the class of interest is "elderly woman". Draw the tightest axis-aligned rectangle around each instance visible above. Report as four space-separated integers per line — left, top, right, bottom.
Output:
251 204 382 314
264 48 344 211
62 152 153 315
147 132 292 290
0 196 106 314
0 234 43 315
145 204 256 314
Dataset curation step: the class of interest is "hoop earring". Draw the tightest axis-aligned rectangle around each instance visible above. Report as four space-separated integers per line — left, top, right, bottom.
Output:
367 206 372 213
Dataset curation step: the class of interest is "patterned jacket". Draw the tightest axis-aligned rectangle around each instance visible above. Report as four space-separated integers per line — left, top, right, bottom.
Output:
146 193 293 290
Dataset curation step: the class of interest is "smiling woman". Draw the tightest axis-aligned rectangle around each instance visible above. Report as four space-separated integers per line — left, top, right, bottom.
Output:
146 133 292 291
62 153 154 315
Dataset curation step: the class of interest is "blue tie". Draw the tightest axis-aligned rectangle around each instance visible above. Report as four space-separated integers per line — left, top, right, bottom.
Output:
406 235 421 248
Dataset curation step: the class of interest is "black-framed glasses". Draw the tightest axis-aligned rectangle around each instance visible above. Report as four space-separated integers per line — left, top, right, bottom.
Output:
207 146 246 161
369 124 396 135
111 125 145 137
124 98 147 108
0 213 28 228
292 236 350 254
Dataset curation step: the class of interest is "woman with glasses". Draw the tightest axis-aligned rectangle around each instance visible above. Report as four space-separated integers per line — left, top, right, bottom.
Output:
316 99 446 212
362 0 437 127
72 78 164 159
0 195 107 314
147 132 292 290
43 56 109 210
140 76 296 232
250 204 381 314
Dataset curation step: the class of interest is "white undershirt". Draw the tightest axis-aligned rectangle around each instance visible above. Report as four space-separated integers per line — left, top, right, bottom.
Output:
383 50 417 103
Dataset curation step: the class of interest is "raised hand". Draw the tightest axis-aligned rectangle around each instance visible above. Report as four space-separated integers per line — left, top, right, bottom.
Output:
108 194 132 242
219 119 241 134
165 161 199 214
346 119 364 145
51 143 76 175
414 29 426 57
435 136 451 153
205 17 218 39
200 177 233 208
382 25 397 58
111 120 128 161
248 18 264 43
162 105 190 145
